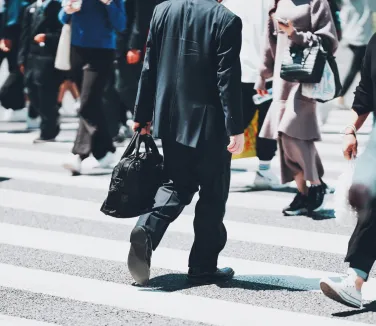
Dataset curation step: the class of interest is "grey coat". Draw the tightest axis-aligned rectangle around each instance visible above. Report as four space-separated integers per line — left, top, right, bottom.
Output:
255 0 338 141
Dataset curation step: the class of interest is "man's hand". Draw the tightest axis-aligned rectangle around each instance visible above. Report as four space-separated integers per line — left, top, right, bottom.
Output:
127 49 141 64
228 133 244 155
19 64 25 75
34 34 46 44
343 133 357 160
133 121 151 135
0 39 12 52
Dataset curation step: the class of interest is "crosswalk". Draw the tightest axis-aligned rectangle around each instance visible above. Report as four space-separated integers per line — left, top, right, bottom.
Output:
0 107 375 325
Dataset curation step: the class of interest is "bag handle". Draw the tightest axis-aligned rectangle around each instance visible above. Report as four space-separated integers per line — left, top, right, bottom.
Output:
135 134 159 158
120 131 139 159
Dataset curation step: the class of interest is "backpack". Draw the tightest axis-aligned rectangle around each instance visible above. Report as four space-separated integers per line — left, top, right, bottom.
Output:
101 132 165 218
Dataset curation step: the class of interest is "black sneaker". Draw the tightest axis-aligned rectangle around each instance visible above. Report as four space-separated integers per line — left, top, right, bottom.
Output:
128 226 153 286
283 192 308 216
187 267 235 285
307 184 327 212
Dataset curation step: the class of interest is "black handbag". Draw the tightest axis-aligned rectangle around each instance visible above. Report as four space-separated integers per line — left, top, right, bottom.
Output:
101 132 164 218
280 39 327 83
0 72 26 110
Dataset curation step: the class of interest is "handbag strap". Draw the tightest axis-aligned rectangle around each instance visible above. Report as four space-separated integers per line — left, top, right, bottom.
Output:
121 131 139 159
135 134 159 158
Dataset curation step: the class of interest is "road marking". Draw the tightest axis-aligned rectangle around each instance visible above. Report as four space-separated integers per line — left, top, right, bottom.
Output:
2 222 373 301
0 263 370 326
0 315 60 326
0 189 349 255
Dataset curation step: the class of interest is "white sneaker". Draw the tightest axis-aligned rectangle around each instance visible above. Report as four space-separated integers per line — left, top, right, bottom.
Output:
2 108 27 122
252 170 285 190
26 116 41 130
97 151 116 169
73 100 81 112
320 272 362 308
63 154 82 175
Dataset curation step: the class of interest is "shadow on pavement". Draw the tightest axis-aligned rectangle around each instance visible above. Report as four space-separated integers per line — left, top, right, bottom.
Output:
332 301 376 317
140 273 333 294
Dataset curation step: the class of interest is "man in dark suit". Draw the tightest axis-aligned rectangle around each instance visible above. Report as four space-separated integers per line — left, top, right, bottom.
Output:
128 0 244 286
18 0 62 143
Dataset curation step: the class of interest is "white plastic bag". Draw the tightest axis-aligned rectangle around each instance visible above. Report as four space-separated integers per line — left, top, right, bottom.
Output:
302 61 336 102
55 24 71 71
334 159 358 227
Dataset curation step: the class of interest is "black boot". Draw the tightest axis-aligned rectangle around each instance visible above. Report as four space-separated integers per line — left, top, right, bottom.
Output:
187 267 234 285
128 226 153 286
307 183 327 213
283 192 308 216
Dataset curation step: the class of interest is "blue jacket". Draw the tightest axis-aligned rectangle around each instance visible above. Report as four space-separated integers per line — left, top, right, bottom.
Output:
59 0 126 49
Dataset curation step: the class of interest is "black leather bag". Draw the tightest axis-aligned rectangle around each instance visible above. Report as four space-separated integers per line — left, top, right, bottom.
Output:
0 72 26 110
280 39 327 83
101 132 164 218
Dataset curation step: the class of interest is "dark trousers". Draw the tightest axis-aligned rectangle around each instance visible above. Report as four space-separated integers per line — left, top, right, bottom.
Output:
340 45 367 97
26 65 61 139
102 61 127 138
345 202 376 277
241 82 277 161
70 46 116 160
136 136 231 270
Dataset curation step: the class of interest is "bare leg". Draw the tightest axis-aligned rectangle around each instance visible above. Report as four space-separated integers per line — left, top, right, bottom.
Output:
294 172 308 195
67 81 80 100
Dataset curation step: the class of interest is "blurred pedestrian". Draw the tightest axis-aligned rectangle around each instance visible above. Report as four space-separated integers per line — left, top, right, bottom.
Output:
223 0 282 190
60 0 126 174
102 0 159 143
256 0 338 216
18 0 63 143
0 0 32 124
320 33 376 309
337 0 373 109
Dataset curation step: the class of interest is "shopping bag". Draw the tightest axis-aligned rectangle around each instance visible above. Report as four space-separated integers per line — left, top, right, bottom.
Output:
55 24 71 71
334 159 358 227
232 110 258 160
302 55 342 103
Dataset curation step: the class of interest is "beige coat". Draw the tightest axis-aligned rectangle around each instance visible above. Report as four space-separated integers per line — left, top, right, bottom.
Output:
255 0 338 141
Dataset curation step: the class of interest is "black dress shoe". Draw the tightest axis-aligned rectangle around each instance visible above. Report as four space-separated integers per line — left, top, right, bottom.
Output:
187 267 235 285
128 226 152 286
33 137 56 144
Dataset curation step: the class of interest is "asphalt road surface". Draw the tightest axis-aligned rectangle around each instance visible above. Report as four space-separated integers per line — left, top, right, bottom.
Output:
0 44 376 325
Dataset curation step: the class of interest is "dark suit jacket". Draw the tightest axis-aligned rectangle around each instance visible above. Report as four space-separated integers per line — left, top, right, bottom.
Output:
134 0 243 148
18 0 62 84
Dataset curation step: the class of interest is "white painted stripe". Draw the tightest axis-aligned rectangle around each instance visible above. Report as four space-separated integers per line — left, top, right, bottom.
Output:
0 315 59 326
0 167 110 190
0 146 359 176
0 189 348 255
3 222 374 300
0 166 338 192
0 263 370 326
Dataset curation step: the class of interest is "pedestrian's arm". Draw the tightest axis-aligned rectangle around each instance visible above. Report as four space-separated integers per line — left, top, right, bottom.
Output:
127 0 154 51
44 2 63 49
288 0 338 54
346 34 376 134
58 8 71 25
254 17 277 91
216 15 244 137
17 5 31 67
133 11 157 126
105 0 126 33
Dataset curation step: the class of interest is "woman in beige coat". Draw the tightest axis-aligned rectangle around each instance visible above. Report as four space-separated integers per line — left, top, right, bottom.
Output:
256 0 338 216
